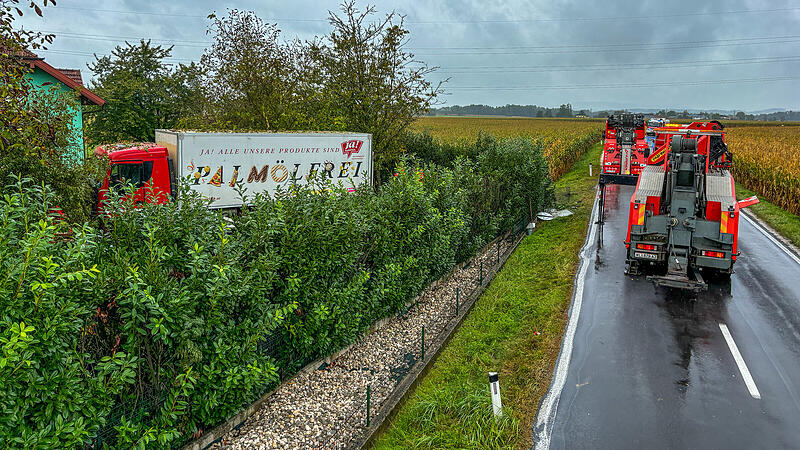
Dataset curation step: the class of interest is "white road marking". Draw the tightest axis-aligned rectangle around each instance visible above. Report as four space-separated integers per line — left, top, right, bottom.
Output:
741 212 800 266
533 190 600 450
719 323 762 400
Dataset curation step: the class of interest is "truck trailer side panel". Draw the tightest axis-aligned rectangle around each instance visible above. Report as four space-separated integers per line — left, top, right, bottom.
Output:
154 130 373 209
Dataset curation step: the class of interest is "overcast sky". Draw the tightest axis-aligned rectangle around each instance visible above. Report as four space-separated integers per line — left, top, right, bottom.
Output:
17 0 800 112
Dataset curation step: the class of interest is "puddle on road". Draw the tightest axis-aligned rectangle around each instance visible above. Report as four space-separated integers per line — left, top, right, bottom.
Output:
657 281 732 392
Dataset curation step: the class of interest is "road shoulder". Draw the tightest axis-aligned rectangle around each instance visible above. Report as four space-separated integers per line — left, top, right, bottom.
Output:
736 183 800 251
371 144 602 449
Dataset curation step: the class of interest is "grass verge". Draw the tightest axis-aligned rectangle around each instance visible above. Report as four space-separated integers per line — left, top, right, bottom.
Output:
736 183 800 249
371 144 602 449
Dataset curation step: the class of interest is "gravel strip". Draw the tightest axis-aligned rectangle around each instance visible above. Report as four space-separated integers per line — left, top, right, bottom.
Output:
213 236 515 449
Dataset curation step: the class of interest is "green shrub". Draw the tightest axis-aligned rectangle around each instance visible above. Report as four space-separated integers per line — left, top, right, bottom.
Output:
0 179 287 448
0 177 136 448
0 134 551 447
404 132 553 259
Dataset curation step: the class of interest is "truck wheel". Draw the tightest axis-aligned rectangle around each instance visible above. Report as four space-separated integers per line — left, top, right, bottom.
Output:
625 260 641 275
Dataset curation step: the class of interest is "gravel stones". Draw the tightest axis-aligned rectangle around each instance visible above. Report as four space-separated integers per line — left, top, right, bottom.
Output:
213 237 515 450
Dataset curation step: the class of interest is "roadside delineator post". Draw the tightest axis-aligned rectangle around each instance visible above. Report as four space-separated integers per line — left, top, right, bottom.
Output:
589 163 593 176
489 372 502 419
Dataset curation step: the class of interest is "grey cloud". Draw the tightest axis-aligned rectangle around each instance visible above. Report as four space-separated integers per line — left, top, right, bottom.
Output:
17 0 800 111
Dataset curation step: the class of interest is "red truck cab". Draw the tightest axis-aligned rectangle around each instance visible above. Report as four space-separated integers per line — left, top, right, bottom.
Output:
602 113 648 176
96 144 175 211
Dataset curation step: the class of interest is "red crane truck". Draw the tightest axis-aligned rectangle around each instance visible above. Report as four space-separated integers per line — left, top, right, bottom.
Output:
624 121 757 291
601 113 649 179
597 113 650 223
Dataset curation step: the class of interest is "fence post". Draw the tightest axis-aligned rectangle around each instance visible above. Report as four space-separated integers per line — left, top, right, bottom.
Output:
366 384 371 427
421 326 426 360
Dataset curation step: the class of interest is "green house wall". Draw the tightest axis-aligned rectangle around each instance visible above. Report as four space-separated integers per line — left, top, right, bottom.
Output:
25 67 84 163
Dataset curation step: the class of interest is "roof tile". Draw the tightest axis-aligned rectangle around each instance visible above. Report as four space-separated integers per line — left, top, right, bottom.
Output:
56 68 83 85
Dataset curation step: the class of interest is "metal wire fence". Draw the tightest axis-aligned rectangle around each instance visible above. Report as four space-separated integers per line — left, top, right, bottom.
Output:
90 216 529 449
315 215 528 449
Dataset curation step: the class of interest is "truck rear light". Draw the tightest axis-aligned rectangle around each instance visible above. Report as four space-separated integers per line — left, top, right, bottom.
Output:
636 243 657 251
701 250 725 258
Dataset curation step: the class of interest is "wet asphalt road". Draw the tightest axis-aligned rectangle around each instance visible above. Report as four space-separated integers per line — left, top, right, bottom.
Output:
534 184 800 449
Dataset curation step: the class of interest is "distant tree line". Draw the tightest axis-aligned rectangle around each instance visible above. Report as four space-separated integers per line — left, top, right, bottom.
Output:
428 103 585 118
732 110 800 121
430 104 800 122
599 109 800 121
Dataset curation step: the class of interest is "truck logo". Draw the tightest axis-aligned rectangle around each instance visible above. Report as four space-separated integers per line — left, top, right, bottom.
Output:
647 144 669 165
341 140 363 158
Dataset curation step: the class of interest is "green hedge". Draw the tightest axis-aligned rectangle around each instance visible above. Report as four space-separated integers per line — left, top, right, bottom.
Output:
0 134 551 448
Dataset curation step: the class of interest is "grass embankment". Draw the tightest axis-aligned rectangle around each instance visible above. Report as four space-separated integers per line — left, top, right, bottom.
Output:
736 183 800 249
373 144 602 449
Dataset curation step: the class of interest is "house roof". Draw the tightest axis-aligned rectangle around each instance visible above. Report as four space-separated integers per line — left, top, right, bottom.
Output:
14 48 105 106
57 68 83 85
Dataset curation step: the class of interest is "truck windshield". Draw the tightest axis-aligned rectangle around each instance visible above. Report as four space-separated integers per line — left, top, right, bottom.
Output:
110 163 143 188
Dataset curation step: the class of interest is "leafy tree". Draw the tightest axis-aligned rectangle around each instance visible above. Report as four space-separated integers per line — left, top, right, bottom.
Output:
0 0 96 222
0 0 54 149
85 40 203 144
198 10 309 130
195 3 445 184
313 1 444 185
557 103 573 117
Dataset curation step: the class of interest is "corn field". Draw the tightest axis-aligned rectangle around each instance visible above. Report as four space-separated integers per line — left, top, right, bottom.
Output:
414 117 603 179
727 125 800 215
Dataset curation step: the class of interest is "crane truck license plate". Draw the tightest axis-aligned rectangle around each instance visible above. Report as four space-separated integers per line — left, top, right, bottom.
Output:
634 251 658 260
